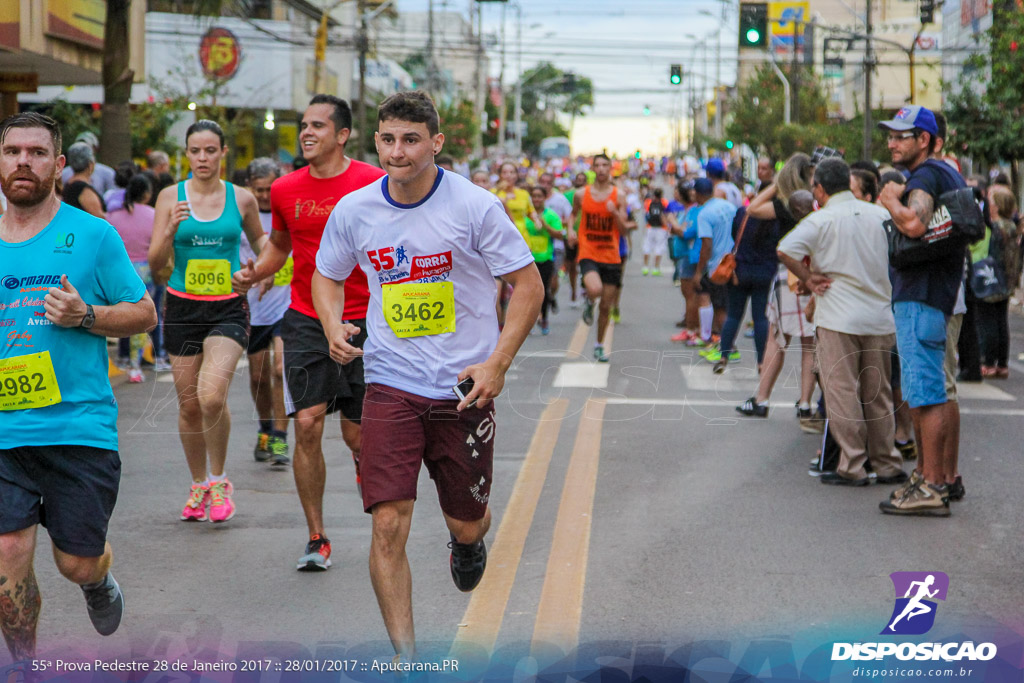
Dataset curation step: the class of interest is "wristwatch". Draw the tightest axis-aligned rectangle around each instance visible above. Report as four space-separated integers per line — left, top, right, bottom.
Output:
79 304 96 329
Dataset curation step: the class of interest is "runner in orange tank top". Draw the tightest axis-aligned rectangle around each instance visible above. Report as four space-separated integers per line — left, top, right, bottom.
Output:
566 154 628 362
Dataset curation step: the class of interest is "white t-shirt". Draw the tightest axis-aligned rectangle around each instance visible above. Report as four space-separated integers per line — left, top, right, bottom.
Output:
717 181 744 208
545 193 572 253
316 169 535 399
241 210 291 327
777 191 896 336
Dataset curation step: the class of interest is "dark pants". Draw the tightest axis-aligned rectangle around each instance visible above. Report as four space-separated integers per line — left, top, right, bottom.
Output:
719 277 771 363
958 287 981 378
536 259 555 323
975 297 1009 367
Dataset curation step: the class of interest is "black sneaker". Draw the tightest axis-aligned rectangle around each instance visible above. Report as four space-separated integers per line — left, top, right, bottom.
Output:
448 533 487 592
736 397 768 417
819 472 871 486
947 475 965 502
549 297 559 315
81 573 124 636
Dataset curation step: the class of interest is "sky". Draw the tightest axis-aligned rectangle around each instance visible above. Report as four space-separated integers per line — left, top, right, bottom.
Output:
393 0 739 156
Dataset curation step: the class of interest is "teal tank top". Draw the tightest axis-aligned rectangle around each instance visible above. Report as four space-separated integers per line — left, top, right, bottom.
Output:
168 180 243 298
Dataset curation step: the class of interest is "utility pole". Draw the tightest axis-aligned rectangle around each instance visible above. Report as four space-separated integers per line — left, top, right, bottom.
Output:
496 2 507 153
862 0 875 161
791 21 800 123
472 0 484 159
512 2 523 155
426 0 437 93
356 0 368 163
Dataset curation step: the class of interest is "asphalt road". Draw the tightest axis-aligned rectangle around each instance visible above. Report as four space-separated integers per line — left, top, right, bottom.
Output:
16 258 1024 679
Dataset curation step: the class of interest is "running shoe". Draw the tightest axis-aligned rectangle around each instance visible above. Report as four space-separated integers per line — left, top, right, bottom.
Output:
569 298 581 309
297 533 332 571
797 407 825 434
704 349 740 363
253 432 272 462
736 397 768 417
268 436 290 467
593 346 610 363
541 325 550 336
641 267 650 276
670 330 694 343
180 483 209 522
652 269 661 276
448 533 487 592
114 357 131 371
947 475 966 502
712 360 727 374
549 298 559 315
207 479 235 523
895 440 918 461
879 479 950 517
81 572 124 636
610 307 621 323
582 299 594 326
154 357 173 373
127 368 145 383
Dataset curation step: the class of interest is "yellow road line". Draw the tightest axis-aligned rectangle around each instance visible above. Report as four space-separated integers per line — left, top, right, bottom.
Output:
567 320 588 359
530 398 607 656
449 398 569 656
566 316 614 359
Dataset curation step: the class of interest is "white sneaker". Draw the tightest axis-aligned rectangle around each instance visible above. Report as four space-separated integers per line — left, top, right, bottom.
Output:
128 368 145 383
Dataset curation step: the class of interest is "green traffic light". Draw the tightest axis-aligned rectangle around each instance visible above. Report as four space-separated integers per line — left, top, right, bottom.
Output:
745 28 760 44
726 140 734 149
671 75 681 84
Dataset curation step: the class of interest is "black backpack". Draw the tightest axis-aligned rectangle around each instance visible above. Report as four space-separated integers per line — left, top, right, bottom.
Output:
646 199 664 227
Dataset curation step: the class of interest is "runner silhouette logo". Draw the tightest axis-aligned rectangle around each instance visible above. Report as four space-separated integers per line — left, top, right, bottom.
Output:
882 571 949 635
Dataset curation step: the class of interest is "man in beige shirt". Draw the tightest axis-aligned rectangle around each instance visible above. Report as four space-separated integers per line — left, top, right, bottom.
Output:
777 158 907 487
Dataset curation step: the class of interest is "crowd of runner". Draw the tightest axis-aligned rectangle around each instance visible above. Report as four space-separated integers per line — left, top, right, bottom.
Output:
0 93 1019 667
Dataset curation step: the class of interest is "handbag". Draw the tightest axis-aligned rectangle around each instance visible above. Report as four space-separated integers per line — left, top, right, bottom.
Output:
886 187 985 268
970 256 1007 301
710 214 749 285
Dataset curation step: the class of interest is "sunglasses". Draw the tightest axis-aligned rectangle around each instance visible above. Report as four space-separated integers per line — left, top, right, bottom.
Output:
887 132 918 142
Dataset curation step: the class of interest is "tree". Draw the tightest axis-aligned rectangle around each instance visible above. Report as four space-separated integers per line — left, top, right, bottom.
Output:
945 0 1024 186
99 0 134 165
514 62 592 155
436 99 478 160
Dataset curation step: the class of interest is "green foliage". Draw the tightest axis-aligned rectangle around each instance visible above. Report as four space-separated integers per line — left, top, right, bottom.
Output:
725 63 888 160
26 98 97 153
437 99 478 160
944 5 1024 163
130 101 184 158
519 62 593 119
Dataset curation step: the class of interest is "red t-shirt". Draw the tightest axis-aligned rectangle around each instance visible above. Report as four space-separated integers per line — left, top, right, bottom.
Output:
270 161 386 320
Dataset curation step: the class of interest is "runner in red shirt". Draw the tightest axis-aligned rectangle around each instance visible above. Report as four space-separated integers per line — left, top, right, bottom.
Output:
233 95 384 571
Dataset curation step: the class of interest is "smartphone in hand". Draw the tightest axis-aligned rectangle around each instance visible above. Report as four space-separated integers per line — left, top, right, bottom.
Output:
452 377 476 407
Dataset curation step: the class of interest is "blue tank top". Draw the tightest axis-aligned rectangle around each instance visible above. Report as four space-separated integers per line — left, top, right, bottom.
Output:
168 180 243 298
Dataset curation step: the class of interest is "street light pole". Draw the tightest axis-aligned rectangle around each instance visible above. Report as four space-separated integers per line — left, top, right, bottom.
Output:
513 2 523 155
862 0 875 161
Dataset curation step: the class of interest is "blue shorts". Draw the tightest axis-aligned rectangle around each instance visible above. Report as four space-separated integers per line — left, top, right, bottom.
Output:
675 259 697 280
893 301 948 409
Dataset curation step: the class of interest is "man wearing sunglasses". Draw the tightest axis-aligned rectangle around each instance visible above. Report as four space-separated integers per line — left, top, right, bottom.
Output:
877 105 967 517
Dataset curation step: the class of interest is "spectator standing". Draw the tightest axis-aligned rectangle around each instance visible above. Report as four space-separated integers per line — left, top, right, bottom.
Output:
62 142 106 218
975 185 1022 378
878 105 966 516
777 159 906 487
60 131 116 196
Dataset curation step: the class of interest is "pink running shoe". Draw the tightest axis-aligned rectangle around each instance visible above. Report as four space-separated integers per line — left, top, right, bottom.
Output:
180 483 209 522
208 479 235 523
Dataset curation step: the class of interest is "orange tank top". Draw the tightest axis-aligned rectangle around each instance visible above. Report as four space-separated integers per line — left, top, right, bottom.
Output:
577 185 621 264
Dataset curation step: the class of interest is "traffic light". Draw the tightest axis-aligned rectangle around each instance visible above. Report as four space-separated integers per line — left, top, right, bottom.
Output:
642 104 651 116
919 0 935 23
739 3 768 48
670 64 682 85
634 150 641 159
725 140 734 149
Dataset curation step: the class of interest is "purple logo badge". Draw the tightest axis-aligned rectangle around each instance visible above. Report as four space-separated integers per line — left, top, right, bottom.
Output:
882 572 949 635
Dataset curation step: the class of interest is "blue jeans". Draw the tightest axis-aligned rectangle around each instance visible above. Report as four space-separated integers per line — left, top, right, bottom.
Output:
720 277 771 362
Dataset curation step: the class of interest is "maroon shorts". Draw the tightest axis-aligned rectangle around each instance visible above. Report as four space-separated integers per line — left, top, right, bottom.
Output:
360 383 496 521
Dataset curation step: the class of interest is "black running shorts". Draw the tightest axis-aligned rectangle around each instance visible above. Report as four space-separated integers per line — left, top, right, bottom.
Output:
0 445 120 557
163 291 250 357
579 258 623 287
247 320 282 355
280 309 366 421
